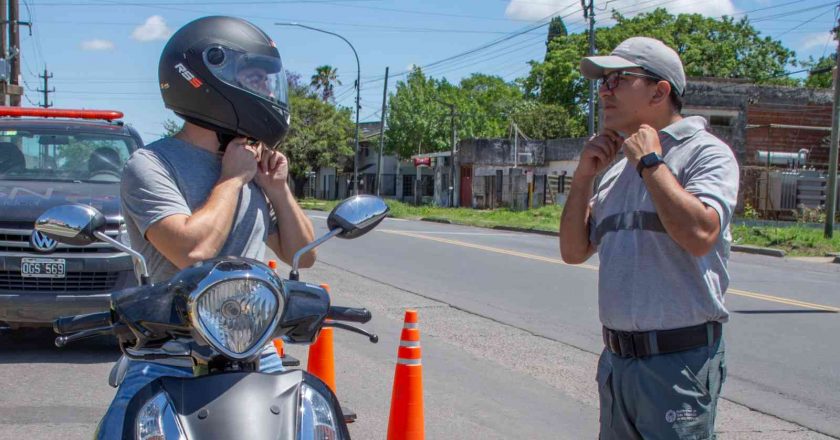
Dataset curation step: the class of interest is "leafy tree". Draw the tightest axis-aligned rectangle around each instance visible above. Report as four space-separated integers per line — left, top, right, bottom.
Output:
286 70 313 98
526 9 799 114
385 68 451 158
546 16 568 50
385 69 586 157
803 54 835 89
162 119 182 137
310 65 342 102
511 102 586 139
456 74 525 139
281 94 354 197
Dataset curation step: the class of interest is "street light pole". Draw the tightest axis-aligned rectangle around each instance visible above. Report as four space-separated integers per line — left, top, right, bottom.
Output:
276 22 361 196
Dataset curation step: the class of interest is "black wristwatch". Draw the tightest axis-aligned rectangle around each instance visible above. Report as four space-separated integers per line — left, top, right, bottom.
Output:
636 152 664 177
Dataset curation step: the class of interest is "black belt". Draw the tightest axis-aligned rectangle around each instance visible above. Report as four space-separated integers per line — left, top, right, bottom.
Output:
603 322 722 358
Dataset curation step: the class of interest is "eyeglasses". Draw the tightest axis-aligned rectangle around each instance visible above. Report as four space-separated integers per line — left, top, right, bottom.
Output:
598 71 663 91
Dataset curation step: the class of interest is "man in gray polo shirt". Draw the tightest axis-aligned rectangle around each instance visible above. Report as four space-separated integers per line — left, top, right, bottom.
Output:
559 37 739 439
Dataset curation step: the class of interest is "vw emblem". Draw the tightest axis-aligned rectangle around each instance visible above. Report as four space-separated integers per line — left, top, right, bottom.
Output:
30 230 58 253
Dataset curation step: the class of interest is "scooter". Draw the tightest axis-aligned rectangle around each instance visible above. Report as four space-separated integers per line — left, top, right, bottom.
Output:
36 194 389 440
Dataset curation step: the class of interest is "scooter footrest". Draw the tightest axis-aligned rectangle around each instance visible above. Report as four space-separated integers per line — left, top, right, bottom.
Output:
280 354 300 367
341 406 357 424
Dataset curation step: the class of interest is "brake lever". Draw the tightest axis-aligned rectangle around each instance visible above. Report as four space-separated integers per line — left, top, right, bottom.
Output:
55 327 112 348
326 322 379 343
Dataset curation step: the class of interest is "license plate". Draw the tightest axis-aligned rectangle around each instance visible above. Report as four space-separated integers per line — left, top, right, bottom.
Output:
21 258 66 278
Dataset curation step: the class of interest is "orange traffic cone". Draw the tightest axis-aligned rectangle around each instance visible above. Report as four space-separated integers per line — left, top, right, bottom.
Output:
387 310 424 440
307 284 336 393
272 338 285 357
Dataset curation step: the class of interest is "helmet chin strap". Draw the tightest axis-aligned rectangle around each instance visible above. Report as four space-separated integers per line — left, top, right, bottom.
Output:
216 132 237 154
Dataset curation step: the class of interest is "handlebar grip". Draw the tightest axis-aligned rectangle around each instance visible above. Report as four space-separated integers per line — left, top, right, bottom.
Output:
327 306 372 324
53 311 112 335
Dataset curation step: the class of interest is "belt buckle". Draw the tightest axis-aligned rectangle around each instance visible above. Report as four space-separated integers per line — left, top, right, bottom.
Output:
617 331 637 358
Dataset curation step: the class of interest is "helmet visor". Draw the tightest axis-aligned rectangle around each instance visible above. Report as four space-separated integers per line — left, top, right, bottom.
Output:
204 47 288 107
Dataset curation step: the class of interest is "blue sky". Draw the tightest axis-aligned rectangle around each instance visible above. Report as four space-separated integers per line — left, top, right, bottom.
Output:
15 0 840 144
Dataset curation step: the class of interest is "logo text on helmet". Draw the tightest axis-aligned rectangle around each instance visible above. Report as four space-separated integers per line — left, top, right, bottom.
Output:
175 63 203 89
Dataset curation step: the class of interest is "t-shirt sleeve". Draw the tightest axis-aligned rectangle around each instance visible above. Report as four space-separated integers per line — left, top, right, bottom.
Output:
683 143 740 230
120 150 192 238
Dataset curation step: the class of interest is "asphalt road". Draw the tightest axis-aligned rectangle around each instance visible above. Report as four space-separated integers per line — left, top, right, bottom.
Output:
0 211 837 439
304 212 840 438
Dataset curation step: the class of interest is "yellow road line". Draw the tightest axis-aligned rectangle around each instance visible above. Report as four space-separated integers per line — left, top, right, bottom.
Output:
381 229 839 313
727 289 840 313
382 229 597 271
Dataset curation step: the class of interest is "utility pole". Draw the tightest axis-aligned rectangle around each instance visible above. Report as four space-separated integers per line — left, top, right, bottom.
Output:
825 17 840 238
8 0 20 106
581 0 596 136
0 0 7 105
37 66 53 108
376 66 389 197
449 104 457 207
433 98 458 206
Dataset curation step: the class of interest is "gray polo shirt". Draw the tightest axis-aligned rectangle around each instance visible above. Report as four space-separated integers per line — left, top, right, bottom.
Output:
589 116 739 332
120 137 276 284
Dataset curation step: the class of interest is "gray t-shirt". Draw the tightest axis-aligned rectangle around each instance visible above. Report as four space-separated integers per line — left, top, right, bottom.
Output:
589 116 739 332
120 137 275 284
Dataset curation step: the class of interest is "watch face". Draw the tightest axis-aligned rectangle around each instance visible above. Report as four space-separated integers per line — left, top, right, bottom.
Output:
643 153 662 166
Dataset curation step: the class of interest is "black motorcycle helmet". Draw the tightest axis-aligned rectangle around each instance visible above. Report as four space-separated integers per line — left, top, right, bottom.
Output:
159 16 290 148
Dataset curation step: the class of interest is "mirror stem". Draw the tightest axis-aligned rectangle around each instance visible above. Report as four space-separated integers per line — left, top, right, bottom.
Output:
93 231 150 284
290 228 342 279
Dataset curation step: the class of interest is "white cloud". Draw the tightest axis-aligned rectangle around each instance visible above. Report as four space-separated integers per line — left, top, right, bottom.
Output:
799 32 833 52
504 0 736 22
80 39 115 51
132 15 172 42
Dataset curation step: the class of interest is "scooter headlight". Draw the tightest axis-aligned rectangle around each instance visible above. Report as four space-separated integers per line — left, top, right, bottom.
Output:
135 391 186 440
299 383 341 440
191 278 281 359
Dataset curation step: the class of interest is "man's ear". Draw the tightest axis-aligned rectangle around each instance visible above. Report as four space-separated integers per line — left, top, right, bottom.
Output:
650 81 671 107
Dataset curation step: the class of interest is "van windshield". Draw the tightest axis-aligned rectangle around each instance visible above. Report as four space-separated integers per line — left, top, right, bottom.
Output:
0 130 137 183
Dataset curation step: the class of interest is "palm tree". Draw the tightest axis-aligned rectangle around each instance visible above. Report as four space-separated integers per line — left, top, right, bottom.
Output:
310 65 342 102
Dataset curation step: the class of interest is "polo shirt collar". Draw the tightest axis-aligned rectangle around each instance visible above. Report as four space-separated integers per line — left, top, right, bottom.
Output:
661 116 707 141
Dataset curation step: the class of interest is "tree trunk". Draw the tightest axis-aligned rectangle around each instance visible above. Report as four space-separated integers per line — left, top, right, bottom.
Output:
292 174 307 199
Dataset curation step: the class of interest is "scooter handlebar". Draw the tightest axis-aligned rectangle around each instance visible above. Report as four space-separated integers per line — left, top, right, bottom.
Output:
53 311 112 335
327 306 372 324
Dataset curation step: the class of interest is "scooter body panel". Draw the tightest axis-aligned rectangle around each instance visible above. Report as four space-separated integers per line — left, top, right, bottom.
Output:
124 370 349 439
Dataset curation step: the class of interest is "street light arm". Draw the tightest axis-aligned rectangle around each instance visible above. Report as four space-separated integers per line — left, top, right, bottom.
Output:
275 22 360 93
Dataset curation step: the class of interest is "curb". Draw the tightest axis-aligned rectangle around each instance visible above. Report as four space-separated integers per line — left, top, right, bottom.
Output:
420 217 452 224
491 225 557 237
730 244 786 258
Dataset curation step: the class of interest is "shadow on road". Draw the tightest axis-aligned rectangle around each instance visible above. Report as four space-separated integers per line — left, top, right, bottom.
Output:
732 309 838 314
0 328 120 364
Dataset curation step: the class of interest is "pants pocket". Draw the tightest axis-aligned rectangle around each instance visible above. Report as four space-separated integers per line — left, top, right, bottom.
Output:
597 350 615 434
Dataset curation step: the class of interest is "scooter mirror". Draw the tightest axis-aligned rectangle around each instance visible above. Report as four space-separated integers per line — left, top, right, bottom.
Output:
35 204 106 246
327 195 389 239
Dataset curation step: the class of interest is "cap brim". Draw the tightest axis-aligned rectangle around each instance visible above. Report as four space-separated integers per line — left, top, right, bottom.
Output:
580 56 640 79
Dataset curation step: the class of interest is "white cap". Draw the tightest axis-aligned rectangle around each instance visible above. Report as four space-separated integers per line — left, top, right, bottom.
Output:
580 37 686 96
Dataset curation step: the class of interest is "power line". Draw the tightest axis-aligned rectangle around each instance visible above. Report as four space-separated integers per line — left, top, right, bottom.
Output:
775 9 833 38
28 0 381 5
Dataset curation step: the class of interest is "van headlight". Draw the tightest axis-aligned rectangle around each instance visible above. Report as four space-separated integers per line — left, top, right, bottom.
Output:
135 391 186 440
190 278 281 360
298 383 342 440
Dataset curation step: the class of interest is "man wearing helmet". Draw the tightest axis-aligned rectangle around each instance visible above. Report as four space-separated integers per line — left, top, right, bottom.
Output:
97 16 315 438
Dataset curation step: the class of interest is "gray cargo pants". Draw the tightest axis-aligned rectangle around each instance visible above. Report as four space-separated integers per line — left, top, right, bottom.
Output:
597 337 726 440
